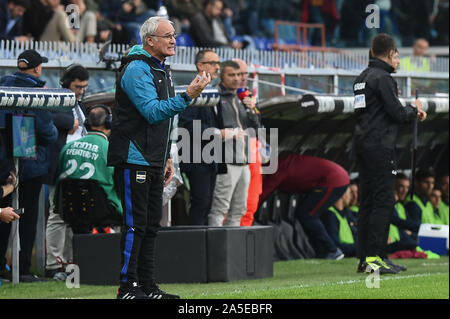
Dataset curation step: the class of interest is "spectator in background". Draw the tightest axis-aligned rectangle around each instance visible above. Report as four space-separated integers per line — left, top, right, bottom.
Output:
392 0 419 47
178 49 220 225
0 49 58 282
365 0 402 47
100 0 156 44
0 0 30 42
43 64 89 281
430 0 449 46
322 186 357 257
189 0 243 49
259 154 350 260
437 173 449 225
21 0 54 41
166 0 203 33
37 0 76 42
208 60 259 227
220 0 236 38
400 38 433 72
301 0 339 46
66 0 97 42
339 0 369 47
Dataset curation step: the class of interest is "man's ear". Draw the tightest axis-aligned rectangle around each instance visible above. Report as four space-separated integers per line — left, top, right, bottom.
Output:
388 49 396 60
33 66 40 75
146 36 155 47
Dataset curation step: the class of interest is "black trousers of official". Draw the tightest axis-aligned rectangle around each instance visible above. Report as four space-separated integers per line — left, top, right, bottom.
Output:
356 146 396 260
183 164 217 226
114 166 164 287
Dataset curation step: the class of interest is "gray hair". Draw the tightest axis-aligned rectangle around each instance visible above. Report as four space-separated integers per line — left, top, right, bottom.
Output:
140 16 174 45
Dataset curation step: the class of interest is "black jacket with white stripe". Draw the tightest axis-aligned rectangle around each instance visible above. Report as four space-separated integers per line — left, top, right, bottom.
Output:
353 58 417 151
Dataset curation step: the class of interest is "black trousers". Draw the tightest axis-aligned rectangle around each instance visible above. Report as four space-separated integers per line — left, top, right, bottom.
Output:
114 165 164 287
0 195 12 269
183 164 217 226
18 177 43 275
356 146 396 260
0 177 43 275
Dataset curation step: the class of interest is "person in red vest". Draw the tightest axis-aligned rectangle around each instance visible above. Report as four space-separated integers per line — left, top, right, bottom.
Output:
259 153 349 259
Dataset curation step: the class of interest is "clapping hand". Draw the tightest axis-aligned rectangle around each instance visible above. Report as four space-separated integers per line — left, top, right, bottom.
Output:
186 71 211 99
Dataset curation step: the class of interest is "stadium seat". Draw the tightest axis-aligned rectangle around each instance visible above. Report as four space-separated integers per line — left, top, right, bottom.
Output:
56 179 122 231
255 194 304 261
286 194 316 258
176 33 195 47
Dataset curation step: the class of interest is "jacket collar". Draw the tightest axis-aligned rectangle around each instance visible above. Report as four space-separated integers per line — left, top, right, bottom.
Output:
87 130 108 141
368 58 395 74
123 45 166 71
218 83 236 96
13 72 46 87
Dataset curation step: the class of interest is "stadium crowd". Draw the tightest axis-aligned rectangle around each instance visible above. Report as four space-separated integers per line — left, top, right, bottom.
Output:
1 0 449 48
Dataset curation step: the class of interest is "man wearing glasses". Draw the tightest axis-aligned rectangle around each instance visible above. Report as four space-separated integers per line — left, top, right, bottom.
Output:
43 63 90 281
178 49 221 226
108 16 210 299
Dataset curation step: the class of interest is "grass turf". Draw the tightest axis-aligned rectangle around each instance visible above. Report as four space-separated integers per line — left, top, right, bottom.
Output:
0 257 448 299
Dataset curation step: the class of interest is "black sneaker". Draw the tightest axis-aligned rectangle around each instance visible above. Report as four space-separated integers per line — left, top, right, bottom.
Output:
143 285 180 299
357 260 368 273
365 256 398 275
19 274 47 283
117 282 151 299
383 258 407 272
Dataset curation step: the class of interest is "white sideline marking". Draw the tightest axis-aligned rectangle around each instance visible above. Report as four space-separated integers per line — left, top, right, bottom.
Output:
421 262 448 267
199 272 448 297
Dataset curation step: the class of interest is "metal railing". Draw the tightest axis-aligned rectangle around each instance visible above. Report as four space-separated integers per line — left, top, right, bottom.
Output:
1 40 448 73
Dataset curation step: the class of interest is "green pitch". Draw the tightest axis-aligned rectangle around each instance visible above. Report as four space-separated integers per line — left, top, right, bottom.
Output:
0 257 448 299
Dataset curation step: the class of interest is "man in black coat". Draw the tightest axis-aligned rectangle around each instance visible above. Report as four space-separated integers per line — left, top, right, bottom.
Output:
353 33 426 274
178 49 221 225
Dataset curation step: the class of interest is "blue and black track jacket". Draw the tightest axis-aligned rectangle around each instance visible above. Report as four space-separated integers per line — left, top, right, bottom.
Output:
107 45 191 169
